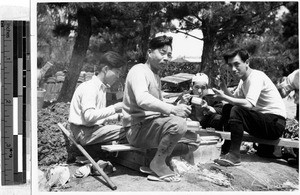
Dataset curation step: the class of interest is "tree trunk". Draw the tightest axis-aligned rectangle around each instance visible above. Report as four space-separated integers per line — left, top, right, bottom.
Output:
201 38 216 77
138 23 151 63
200 21 218 84
57 8 92 103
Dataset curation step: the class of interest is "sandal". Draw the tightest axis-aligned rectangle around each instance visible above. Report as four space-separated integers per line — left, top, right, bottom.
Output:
214 153 241 167
147 174 181 182
214 158 241 166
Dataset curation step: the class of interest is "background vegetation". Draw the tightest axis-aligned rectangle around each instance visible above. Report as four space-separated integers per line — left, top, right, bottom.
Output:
37 2 298 102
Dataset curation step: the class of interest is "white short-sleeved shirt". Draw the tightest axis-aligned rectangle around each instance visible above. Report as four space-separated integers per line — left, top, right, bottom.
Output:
281 69 299 104
69 75 115 126
233 70 287 118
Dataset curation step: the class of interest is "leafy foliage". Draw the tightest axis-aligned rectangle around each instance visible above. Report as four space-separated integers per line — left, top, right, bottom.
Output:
37 2 298 102
164 2 285 77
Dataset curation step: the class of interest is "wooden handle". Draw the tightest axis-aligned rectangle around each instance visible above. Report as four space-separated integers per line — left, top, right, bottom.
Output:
57 123 117 190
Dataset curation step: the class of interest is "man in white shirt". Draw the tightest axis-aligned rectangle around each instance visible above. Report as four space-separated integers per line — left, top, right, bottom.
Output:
213 48 286 166
277 69 299 120
69 51 126 146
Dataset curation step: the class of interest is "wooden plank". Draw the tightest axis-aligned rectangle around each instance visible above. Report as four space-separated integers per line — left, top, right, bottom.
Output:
174 73 195 79
187 121 201 132
161 76 189 85
101 144 145 152
162 92 182 98
110 156 142 171
53 82 63 100
44 82 56 102
108 149 154 171
85 72 94 81
211 130 299 148
161 73 194 85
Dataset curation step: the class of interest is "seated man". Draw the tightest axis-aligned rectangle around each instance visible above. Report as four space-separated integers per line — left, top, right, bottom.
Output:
68 51 127 147
122 35 199 181
276 69 299 165
178 73 223 130
212 48 286 166
277 69 299 121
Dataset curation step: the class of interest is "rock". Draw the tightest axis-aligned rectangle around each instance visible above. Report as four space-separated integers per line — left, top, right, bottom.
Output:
170 156 193 175
38 169 49 191
46 164 70 190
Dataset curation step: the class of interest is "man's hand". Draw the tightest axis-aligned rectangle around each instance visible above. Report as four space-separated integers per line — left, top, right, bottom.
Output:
215 75 227 90
179 93 192 104
113 102 123 112
212 88 226 101
171 104 191 118
203 106 217 115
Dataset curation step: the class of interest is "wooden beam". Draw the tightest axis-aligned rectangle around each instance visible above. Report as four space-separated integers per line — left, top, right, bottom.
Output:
101 144 146 152
211 130 299 148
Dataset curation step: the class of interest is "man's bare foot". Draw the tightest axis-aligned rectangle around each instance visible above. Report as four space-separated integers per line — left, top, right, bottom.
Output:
149 159 174 177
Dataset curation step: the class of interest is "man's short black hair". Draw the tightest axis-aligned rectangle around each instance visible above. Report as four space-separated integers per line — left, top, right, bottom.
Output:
223 48 249 64
99 51 126 69
148 35 173 50
95 51 126 75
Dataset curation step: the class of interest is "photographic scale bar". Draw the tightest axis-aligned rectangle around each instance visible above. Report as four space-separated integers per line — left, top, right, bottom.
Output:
1 20 30 185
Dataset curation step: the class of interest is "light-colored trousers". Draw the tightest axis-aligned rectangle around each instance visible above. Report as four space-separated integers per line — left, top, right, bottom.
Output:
70 123 126 146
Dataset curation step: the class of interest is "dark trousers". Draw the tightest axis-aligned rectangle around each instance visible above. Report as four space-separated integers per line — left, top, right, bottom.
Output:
220 104 286 157
200 113 222 130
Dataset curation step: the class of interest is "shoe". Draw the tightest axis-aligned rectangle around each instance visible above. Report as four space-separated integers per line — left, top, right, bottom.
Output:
91 160 116 175
287 158 299 166
214 153 241 167
74 164 92 178
147 174 181 182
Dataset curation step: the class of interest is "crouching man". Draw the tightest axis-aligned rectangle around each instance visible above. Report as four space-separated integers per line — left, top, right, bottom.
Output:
213 48 286 166
122 35 200 182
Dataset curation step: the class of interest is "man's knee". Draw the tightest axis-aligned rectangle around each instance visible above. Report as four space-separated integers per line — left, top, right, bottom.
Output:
229 105 246 121
168 116 187 135
222 104 233 116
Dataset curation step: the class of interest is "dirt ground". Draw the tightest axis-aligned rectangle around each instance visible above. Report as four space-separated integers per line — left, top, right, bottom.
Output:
44 153 298 192
38 97 299 192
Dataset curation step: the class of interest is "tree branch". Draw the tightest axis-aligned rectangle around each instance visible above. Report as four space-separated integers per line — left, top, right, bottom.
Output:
174 29 203 41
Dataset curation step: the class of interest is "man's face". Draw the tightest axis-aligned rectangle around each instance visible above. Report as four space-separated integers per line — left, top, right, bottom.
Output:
192 82 208 97
104 67 122 87
148 45 172 72
227 54 249 79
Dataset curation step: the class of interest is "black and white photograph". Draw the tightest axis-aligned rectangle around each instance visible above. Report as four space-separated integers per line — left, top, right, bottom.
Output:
1 0 299 194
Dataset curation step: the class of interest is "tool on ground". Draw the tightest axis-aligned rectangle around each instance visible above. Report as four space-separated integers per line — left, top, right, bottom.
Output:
57 123 117 190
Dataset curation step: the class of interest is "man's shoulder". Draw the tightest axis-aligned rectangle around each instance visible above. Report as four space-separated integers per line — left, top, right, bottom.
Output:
130 63 146 70
250 69 268 79
128 63 149 74
288 69 299 80
252 69 264 75
76 78 99 92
